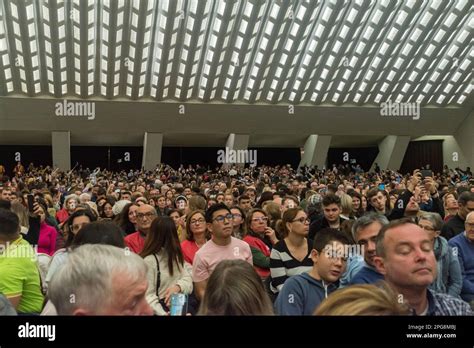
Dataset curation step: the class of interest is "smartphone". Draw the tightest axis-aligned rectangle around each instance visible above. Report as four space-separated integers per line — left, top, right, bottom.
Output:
420 170 433 178
27 194 35 213
170 293 188 316
378 184 385 190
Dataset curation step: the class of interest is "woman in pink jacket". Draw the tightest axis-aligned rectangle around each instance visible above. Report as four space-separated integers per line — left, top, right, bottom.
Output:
37 200 57 256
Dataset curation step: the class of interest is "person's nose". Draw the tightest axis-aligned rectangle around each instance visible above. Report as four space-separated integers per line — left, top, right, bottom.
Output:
367 240 376 252
413 247 428 263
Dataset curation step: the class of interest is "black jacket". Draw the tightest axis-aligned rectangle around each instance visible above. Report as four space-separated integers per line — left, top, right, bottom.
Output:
308 216 345 240
441 214 465 240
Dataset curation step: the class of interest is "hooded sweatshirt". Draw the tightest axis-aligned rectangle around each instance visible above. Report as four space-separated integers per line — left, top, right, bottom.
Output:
275 272 338 315
429 236 462 297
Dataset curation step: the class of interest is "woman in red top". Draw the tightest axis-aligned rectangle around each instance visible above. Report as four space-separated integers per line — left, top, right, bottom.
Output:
180 210 208 264
243 209 278 279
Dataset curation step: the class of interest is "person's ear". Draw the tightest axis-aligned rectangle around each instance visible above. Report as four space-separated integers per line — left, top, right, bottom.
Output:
206 222 213 233
373 256 386 275
310 249 319 264
285 222 292 233
72 308 92 316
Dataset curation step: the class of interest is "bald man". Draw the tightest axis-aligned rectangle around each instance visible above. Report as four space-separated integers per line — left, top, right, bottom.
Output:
124 204 157 254
374 219 472 315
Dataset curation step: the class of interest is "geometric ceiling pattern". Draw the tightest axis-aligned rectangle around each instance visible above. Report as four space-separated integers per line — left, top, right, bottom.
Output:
0 0 472 106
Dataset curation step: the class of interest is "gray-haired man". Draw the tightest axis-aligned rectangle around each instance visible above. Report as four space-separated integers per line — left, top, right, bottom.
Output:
48 244 153 315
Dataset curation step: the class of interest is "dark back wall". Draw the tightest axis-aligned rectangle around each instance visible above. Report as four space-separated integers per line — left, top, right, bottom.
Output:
1 143 443 175
400 140 443 175
162 147 301 168
0 145 52 177
327 147 379 171
70 146 143 171
0 146 301 173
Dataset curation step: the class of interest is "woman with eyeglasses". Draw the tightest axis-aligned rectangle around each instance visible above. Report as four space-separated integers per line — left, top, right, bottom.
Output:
45 209 97 286
230 206 246 239
270 208 313 296
181 210 208 264
243 209 278 279
418 212 462 297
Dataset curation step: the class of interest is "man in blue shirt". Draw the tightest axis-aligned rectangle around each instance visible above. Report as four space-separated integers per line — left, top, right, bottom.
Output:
348 213 388 285
374 219 472 315
449 212 474 304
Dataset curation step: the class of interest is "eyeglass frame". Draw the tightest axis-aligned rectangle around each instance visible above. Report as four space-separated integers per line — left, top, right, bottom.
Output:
212 213 234 223
136 212 157 220
190 218 206 225
291 217 310 224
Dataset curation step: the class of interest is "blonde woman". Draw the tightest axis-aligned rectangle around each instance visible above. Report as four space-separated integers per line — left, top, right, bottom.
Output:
340 194 354 220
315 282 411 315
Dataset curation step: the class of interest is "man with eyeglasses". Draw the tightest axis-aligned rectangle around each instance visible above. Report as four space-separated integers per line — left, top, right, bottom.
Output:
192 203 252 301
124 204 157 254
449 211 474 305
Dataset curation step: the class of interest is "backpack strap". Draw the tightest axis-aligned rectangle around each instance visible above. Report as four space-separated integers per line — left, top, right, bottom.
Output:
153 253 161 297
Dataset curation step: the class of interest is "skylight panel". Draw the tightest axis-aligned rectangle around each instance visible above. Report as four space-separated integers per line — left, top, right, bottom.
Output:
433 29 445 42
244 2 253 17
411 28 422 41
387 27 398 41
270 4 279 19
214 17 222 32
296 4 307 19
372 9 383 25
322 7 332 22
10 2 18 19
347 8 357 23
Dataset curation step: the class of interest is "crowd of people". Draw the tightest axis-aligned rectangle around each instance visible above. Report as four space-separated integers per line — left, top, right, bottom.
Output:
0 160 473 316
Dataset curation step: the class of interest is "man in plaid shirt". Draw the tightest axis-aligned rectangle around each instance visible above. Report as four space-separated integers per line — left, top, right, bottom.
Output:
373 218 473 316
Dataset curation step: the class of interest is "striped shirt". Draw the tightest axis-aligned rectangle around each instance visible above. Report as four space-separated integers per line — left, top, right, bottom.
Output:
270 238 313 293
